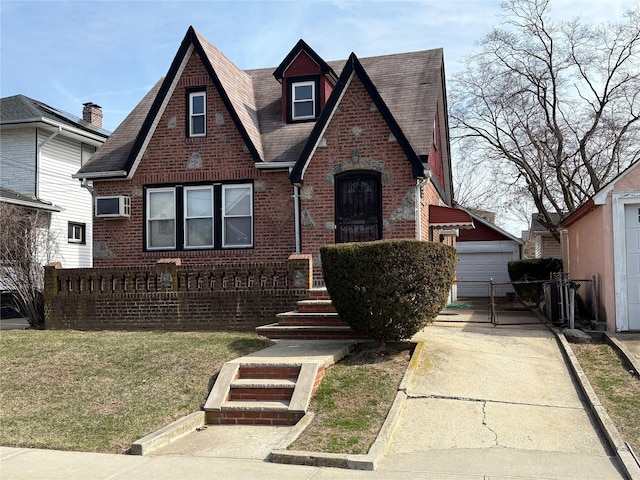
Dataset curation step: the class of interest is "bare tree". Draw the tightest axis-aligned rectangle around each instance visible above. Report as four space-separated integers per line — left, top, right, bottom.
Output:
450 0 640 240
0 202 59 328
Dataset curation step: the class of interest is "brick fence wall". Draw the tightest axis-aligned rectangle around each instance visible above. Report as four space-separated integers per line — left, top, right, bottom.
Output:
44 254 313 331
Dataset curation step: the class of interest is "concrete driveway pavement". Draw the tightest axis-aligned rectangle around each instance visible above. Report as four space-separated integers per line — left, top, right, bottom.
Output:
381 322 625 479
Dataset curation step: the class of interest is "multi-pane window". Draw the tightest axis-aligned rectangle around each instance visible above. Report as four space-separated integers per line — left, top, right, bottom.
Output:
68 222 86 244
189 91 206 137
147 189 176 249
145 183 253 250
222 185 253 247
292 81 315 120
185 186 213 248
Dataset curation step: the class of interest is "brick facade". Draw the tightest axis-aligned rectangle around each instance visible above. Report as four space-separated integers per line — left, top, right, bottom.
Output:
44 255 312 331
92 54 296 268
299 78 424 282
60 31 461 331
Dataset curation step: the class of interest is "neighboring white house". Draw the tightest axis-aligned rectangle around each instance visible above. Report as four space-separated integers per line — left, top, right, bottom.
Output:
0 95 110 268
527 213 562 259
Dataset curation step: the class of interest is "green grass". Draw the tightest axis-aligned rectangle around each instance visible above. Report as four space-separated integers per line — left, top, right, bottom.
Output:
0 330 271 453
571 342 640 455
289 343 411 454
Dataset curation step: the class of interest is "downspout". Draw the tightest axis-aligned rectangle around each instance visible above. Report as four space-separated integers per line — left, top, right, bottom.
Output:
79 178 95 196
293 185 301 254
291 167 302 253
415 171 433 241
36 126 61 198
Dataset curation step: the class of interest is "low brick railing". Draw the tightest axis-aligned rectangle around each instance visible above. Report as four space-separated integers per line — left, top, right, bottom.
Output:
44 254 313 331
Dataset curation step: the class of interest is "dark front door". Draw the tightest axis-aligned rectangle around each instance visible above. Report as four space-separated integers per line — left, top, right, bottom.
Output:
335 172 382 243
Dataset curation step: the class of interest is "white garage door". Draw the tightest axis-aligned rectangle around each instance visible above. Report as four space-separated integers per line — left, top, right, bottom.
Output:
625 204 640 330
456 242 519 298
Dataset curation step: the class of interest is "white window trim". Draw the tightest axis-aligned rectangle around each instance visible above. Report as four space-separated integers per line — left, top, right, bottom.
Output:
146 187 176 250
184 185 214 249
222 184 253 248
189 91 206 137
68 222 85 244
612 192 640 332
291 81 316 120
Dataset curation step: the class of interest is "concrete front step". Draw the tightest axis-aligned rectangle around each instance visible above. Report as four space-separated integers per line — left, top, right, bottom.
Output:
229 378 295 402
256 323 365 340
205 399 303 426
297 299 337 314
204 361 323 426
275 311 348 327
307 288 330 301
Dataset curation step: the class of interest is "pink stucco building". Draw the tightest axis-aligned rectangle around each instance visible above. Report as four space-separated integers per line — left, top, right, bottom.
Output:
561 161 640 332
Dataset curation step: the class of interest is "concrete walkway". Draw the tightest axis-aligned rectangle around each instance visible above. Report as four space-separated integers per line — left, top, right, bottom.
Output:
383 322 625 479
1 308 638 479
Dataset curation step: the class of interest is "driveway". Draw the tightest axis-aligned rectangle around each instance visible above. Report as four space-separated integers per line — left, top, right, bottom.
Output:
378 310 625 479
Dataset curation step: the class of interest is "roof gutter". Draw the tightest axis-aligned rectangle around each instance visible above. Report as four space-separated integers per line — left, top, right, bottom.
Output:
72 170 128 180
255 162 296 171
8 117 109 145
0 196 62 212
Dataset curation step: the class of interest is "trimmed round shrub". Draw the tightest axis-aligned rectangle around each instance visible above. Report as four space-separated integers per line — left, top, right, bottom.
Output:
320 240 457 348
507 258 563 304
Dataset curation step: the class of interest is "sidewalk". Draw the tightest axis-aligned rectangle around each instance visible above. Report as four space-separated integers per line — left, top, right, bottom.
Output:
1 308 636 479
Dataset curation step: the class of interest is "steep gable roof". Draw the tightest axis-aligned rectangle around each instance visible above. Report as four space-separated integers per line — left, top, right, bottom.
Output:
78 26 263 179
77 29 447 184
273 39 338 82
289 53 426 184
75 79 163 178
193 29 263 161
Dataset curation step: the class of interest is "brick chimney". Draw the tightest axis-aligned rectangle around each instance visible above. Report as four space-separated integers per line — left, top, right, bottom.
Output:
82 102 103 128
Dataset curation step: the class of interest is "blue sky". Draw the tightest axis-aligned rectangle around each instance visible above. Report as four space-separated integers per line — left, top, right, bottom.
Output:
1 0 637 234
3 0 636 132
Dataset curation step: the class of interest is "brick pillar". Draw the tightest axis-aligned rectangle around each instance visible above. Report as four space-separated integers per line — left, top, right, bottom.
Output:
288 254 312 289
155 258 181 291
44 262 62 329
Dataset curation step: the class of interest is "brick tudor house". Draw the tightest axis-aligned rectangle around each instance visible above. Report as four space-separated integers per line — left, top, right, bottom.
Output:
45 27 473 334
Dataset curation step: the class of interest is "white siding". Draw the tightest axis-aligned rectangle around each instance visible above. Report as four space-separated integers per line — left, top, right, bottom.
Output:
39 132 93 268
0 128 37 195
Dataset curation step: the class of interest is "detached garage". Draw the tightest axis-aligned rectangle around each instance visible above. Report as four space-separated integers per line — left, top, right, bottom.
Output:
456 210 523 297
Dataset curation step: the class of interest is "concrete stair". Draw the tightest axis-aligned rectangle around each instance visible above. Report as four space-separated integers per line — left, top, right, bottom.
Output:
255 288 366 341
203 361 325 426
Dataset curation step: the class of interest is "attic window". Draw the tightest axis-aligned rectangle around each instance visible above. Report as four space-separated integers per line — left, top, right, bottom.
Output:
189 91 206 137
292 81 316 120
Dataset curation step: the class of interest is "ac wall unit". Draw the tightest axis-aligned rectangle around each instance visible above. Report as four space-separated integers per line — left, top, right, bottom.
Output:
95 196 130 218
438 229 459 237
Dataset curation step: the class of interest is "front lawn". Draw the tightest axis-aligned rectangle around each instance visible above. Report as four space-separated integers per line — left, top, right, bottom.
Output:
289 342 411 454
572 342 640 455
0 330 271 453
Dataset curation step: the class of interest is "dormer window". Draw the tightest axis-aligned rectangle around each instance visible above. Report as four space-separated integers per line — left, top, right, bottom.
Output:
189 91 206 137
274 40 337 123
292 81 316 120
